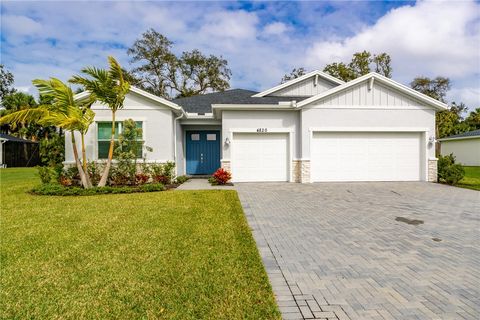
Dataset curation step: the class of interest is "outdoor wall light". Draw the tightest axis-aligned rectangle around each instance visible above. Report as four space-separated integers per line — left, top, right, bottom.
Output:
428 135 436 146
224 137 231 146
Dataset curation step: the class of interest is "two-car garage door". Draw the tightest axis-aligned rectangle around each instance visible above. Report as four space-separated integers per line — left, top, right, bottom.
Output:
230 131 423 182
311 132 422 182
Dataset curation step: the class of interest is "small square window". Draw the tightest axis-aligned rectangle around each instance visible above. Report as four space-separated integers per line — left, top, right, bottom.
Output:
207 134 216 141
191 134 200 141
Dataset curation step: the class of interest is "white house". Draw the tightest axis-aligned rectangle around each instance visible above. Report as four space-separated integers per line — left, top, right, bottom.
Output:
65 71 448 183
439 129 480 166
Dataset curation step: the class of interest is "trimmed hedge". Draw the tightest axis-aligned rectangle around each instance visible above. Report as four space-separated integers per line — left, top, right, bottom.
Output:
31 183 165 196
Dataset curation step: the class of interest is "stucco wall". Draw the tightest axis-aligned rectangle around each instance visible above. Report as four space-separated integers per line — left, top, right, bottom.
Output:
440 138 480 166
221 110 301 160
65 92 175 163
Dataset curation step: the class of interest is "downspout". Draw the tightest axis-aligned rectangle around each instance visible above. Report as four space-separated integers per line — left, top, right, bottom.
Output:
173 110 185 177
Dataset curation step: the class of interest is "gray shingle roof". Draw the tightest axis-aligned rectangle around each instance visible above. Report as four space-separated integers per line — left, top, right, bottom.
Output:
440 129 480 140
172 89 308 113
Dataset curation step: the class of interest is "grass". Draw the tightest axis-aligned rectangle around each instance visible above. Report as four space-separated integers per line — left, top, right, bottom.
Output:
457 166 480 191
0 168 280 320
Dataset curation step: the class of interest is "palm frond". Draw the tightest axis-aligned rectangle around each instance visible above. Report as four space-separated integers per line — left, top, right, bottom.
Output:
0 107 50 126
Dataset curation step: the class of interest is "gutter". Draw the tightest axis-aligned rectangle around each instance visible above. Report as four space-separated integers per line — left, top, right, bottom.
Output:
437 135 480 142
173 110 186 177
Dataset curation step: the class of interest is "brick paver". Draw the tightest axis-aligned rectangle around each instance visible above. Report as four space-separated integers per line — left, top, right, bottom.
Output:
236 182 480 320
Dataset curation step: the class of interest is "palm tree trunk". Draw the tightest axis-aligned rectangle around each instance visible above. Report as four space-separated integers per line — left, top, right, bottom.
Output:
71 132 90 188
81 133 92 188
97 111 115 187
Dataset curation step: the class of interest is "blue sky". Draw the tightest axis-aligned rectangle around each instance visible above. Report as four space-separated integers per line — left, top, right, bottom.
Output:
1 0 479 108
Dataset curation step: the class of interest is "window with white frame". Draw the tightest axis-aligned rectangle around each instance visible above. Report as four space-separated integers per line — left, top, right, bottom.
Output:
97 121 144 159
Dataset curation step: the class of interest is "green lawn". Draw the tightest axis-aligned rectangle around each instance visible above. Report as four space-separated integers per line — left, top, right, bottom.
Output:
0 168 280 319
458 166 480 191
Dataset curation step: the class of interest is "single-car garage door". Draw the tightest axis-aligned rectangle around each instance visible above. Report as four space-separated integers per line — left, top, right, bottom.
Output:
311 132 422 182
232 133 289 182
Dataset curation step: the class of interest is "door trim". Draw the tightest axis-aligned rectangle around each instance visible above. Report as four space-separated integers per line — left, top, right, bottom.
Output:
185 130 221 175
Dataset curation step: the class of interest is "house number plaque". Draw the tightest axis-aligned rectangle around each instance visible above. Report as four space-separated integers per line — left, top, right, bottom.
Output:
256 128 268 133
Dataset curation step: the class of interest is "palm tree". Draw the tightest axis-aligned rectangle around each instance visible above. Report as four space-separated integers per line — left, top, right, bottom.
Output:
0 78 95 188
70 56 130 187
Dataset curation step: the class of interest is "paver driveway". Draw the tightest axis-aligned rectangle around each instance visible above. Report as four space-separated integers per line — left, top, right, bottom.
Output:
236 182 480 320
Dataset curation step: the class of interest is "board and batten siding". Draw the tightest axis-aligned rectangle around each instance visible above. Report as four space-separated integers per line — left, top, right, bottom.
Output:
311 81 425 107
268 77 338 97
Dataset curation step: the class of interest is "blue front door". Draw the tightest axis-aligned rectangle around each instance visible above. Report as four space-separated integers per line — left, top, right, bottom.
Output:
186 131 221 175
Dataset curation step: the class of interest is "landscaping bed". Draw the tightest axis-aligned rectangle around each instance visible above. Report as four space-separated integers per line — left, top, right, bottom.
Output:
0 168 280 319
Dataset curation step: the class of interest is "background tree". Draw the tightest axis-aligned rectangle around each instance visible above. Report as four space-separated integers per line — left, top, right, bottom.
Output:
410 76 450 102
71 56 130 187
127 29 231 98
0 78 94 188
280 67 307 84
409 76 479 154
465 108 480 130
0 92 53 140
323 51 392 81
0 64 15 101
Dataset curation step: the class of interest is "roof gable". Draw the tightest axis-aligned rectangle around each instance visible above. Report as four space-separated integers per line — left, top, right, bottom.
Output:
74 86 183 113
252 70 344 97
297 73 448 110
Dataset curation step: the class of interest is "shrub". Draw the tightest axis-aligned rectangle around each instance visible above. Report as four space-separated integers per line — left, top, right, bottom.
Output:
210 168 232 185
31 183 165 196
58 166 81 186
39 133 65 167
135 173 149 185
87 161 102 186
175 175 189 184
138 183 165 192
36 166 53 184
151 162 176 184
438 154 465 185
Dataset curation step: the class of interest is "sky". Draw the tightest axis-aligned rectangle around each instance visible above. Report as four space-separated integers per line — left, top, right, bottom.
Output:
1 0 479 108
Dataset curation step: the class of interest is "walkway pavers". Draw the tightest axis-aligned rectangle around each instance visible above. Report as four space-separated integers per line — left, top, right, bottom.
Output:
236 182 480 320
175 178 235 190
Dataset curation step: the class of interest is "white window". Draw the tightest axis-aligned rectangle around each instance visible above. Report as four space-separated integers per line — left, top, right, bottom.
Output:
191 134 200 141
207 134 217 141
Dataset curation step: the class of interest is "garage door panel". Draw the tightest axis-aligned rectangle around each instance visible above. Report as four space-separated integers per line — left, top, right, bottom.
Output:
232 133 289 182
312 132 422 182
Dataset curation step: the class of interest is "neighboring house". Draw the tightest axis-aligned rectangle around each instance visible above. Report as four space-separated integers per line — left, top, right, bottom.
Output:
66 71 447 183
438 129 480 166
0 133 40 168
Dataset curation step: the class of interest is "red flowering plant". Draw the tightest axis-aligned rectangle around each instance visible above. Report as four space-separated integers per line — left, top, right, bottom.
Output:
209 168 232 185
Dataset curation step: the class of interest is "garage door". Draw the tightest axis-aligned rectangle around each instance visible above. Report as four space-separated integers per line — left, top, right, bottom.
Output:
311 132 422 182
232 133 289 182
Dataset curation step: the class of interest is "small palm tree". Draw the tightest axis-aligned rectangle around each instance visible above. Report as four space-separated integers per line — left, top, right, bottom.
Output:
0 78 95 188
70 56 130 187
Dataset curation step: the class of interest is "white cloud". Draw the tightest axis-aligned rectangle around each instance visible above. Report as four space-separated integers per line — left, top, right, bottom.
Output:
2 14 42 36
303 0 480 108
263 22 288 36
200 10 259 39
1 0 478 109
